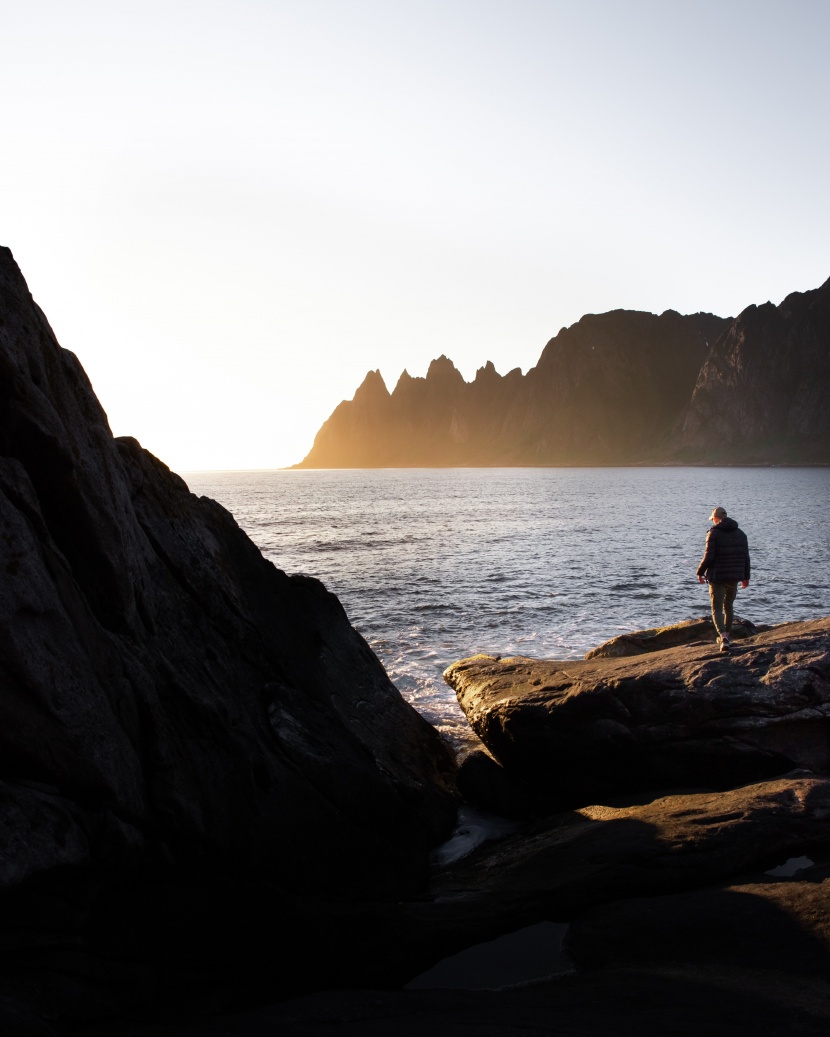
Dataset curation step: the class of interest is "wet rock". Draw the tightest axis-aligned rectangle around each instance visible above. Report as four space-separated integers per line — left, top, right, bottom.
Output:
311 775 830 992
445 618 830 808
0 246 458 1025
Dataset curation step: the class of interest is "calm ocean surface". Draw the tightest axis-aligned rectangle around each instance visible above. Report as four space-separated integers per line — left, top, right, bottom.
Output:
184 468 830 742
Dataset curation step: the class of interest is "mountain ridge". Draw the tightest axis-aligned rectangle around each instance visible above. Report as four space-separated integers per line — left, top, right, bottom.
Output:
295 278 830 467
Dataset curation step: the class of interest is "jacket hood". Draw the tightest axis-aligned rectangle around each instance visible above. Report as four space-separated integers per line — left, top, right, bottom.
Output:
715 517 739 532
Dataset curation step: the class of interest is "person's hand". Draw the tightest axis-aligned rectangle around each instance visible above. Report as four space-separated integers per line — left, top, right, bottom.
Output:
698 575 706 584
741 579 749 589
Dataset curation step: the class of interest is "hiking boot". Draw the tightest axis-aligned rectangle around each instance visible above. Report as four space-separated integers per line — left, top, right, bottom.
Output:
719 635 731 653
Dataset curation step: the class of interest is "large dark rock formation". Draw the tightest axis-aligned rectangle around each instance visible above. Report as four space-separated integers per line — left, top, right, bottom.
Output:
7 240 830 1034
296 276 830 467
72 775 830 1035
298 309 726 467
445 617 830 811
42 603 830 1034
679 276 830 462
0 247 458 1027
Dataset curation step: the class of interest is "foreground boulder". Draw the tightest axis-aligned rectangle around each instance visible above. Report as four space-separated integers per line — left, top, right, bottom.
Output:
445 617 830 810
425 774 830 934
277 775 830 992
69 775 830 1036
0 247 457 1026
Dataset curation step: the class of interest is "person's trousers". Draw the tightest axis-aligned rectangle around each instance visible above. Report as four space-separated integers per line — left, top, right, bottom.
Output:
708 581 738 636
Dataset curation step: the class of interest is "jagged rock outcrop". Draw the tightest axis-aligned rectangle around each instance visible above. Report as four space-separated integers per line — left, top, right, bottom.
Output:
0 247 458 1027
445 617 830 811
299 356 527 467
680 276 830 462
296 275 830 467
296 310 727 467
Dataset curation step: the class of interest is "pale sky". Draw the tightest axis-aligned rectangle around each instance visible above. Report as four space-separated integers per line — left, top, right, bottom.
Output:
2 0 828 471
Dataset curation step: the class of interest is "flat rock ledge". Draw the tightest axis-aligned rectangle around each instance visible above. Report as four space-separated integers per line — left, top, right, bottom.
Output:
445 616 830 812
584 615 768 659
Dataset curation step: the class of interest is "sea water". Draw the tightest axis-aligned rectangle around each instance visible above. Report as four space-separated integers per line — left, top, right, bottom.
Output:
184 467 830 742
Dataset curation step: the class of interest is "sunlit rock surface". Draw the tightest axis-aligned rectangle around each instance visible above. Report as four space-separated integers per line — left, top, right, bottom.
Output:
445 617 830 810
0 246 458 1026
583 614 768 659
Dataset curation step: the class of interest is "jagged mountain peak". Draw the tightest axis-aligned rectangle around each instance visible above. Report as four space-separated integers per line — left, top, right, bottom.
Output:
353 368 390 402
425 355 464 385
295 279 830 467
473 360 501 384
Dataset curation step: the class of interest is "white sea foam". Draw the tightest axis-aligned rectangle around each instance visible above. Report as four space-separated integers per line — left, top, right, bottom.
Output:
186 467 830 741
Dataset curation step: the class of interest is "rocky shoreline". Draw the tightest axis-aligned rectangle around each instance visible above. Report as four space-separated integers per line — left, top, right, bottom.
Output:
72 616 830 1035
3 245 830 1034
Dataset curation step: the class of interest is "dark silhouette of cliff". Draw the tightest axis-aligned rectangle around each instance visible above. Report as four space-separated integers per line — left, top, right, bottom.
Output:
296 278 830 467
679 276 830 463
0 245 458 1025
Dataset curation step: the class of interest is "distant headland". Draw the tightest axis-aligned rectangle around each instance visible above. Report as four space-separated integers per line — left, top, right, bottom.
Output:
295 277 830 467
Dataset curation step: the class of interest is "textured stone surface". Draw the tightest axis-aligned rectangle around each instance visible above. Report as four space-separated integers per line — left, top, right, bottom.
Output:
445 618 830 808
428 775 830 924
298 775 830 994
0 246 457 1023
584 615 766 660
680 276 830 462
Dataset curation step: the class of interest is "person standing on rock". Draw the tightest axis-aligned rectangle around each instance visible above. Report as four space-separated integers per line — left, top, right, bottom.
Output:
697 506 750 652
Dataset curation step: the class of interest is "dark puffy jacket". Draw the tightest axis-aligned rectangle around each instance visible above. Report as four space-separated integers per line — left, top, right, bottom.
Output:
696 517 751 582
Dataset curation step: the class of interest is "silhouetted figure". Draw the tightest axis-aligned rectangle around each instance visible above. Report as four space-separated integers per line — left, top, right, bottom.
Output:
696 506 750 652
